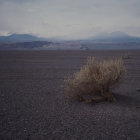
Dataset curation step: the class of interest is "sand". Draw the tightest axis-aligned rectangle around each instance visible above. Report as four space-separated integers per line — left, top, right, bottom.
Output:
0 50 140 140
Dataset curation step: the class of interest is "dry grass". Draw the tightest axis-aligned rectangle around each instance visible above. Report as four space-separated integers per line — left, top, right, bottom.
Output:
64 57 125 103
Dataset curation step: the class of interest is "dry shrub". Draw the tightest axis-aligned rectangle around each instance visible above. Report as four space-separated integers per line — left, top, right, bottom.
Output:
122 52 131 59
64 57 125 103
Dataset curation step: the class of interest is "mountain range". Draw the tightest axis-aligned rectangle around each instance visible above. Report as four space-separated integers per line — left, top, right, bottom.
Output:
87 31 140 43
0 32 140 43
0 34 46 43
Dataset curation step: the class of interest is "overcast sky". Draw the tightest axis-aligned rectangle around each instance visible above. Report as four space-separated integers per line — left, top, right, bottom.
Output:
0 0 140 39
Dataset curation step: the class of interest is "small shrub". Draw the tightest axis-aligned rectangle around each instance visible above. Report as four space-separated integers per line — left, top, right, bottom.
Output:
122 52 131 59
64 57 125 103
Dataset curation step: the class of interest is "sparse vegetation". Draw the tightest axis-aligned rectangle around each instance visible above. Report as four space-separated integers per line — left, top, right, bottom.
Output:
122 52 131 59
64 57 125 103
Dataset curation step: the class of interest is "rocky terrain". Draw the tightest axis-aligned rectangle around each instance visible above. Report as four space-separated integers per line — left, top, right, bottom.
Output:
0 50 140 139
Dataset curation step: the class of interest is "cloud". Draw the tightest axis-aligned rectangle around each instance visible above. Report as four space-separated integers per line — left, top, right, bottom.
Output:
0 0 140 39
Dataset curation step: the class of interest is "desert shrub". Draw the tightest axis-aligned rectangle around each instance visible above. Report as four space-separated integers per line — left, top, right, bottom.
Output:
64 57 125 103
122 52 131 59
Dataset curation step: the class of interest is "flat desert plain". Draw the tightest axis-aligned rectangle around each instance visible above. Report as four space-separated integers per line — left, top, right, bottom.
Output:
0 50 140 140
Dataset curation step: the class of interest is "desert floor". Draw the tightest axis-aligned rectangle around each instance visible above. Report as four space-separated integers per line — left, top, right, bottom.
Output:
0 50 140 140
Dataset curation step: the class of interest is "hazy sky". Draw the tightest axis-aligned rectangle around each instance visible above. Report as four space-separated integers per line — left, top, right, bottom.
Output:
0 0 140 39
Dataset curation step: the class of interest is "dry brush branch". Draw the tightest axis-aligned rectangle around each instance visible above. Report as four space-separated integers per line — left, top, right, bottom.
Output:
64 57 125 103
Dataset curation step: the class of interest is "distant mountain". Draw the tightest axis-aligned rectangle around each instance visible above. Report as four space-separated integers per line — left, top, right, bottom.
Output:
1 32 140 43
0 34 46 43
93 31 129 39
88 31 140 43
0 32 140 50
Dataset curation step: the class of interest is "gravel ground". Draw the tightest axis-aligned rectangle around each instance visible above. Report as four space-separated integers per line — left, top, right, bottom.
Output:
0 50 140 140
